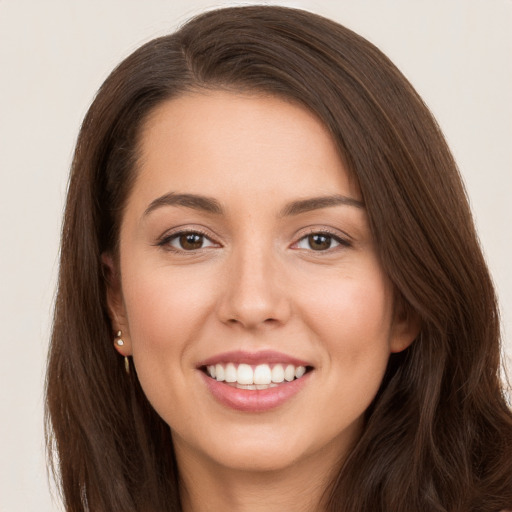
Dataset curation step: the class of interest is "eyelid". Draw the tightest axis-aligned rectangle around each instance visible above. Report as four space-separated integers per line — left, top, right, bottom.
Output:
155 226 221 252
290 227 352 251
154 225 352 253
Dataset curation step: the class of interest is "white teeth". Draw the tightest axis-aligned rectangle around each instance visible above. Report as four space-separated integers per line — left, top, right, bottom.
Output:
215 364 225 382
224 363 237 383
254 364 272 385
295 366 306 379
284 364 295 382
206 362 308 385
234 383 279 390
271 364 285 383
256 383 273 389
239 384 257 390
237 364 254 385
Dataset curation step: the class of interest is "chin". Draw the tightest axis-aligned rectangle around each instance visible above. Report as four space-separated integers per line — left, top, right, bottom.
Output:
172 420 353 477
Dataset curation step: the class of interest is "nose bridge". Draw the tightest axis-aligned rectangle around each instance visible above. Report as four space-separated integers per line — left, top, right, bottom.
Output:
218 234 289 328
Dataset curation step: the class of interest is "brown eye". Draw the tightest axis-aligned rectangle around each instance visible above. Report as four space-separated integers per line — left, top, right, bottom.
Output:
163 231 217 251
307 234 333 251
179 233 204 250
294 232 347 252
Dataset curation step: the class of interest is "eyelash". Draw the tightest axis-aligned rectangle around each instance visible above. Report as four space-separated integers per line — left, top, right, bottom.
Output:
156 229 351 253
292 229 351 252
157 229 217 252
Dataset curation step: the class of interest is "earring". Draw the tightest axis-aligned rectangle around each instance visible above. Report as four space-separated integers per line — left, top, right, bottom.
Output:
115 330 124 346
114 331 130 375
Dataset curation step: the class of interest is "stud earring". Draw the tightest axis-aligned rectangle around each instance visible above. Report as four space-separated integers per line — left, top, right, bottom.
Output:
114 331 130 375
115 330 124 347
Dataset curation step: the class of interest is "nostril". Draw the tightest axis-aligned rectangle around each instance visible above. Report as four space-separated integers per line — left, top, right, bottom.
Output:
225 316 280 328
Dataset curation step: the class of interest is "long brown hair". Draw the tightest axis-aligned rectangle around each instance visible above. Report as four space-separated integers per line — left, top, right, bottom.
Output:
46 6 512 511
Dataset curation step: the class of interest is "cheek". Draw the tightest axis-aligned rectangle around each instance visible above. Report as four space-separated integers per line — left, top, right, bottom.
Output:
123 264 214 345
305 268 392 341
300 266 393 384
120 265 217 403
119 266 213 422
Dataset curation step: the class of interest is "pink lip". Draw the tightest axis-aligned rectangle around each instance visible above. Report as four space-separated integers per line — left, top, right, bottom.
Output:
200 370 312 412
197 351 313 412
196 350 311 368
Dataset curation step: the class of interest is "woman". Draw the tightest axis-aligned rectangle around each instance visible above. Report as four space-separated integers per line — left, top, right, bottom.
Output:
45 5 512 511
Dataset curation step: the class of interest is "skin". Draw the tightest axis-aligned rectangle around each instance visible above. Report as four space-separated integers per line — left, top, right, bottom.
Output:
105 91 418 511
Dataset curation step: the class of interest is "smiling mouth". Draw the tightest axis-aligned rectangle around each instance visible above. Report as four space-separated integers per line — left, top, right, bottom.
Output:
201 363 313 390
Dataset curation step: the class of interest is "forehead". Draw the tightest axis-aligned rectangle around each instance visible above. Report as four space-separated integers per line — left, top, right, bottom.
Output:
129 90 360 214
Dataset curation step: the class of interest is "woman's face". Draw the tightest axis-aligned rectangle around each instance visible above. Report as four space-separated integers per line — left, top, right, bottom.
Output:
107 91 416 476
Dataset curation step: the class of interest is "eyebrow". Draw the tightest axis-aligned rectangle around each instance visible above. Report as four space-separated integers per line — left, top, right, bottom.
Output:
143 192 364 218
278 194 364 216
144 193 223 217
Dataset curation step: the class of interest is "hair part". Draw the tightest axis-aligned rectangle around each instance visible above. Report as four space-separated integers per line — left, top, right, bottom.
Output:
46 6 512 511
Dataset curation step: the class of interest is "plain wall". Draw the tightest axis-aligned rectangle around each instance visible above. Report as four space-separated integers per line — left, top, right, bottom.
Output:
0 0 510 510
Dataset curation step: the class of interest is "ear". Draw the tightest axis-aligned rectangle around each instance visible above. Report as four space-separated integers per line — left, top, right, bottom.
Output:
389 301 421 354
102 252 132 356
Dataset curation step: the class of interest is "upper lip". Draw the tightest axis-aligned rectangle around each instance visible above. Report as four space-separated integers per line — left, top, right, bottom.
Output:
196 350 312 368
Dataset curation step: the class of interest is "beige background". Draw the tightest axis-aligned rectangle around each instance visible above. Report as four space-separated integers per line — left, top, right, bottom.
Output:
0 0 510 510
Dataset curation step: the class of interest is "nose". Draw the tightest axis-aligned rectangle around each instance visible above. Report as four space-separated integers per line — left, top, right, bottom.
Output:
216 243 292 330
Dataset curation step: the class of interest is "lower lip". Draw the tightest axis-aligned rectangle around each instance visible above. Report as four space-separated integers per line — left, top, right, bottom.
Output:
200 371 311 412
